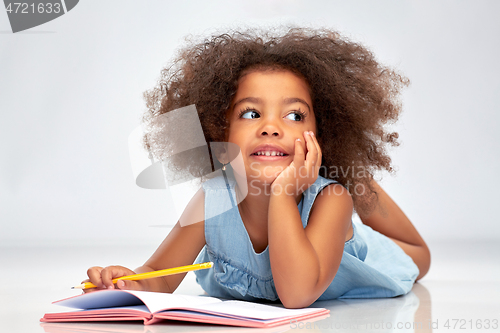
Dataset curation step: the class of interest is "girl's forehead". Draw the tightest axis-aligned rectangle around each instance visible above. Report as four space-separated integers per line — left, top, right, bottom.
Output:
233 69 312 101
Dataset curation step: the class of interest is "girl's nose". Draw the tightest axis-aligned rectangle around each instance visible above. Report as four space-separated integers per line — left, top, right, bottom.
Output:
261 130 279 137
259 117 281 137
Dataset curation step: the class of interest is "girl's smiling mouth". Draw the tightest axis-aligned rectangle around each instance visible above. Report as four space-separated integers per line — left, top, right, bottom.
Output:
250 144 290 160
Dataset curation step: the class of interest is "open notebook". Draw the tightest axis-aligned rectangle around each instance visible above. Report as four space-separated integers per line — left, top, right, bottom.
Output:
41 290 330 328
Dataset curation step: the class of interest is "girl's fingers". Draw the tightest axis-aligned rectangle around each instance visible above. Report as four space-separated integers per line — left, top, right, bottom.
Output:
304 131 319 170
117 279 144 291
100 266 135 289
310 132 322 168
293 138 306 168
100 267 116 289
86 266 104 288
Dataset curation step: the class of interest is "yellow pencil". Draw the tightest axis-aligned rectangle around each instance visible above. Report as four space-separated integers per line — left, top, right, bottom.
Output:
72 262 213 290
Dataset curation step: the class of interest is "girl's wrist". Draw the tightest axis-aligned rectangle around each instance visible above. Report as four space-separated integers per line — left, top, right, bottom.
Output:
269 184 302 207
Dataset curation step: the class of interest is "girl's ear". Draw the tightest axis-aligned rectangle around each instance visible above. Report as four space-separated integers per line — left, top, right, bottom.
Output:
209 142 242 173
217 149 228 166
209 142 228 170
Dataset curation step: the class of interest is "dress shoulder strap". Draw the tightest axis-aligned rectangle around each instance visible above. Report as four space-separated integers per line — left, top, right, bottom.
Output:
299 176 341 228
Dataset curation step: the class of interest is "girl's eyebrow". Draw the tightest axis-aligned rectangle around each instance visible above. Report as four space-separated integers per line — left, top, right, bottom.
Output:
233 97 261 110
232 97 311 112
283 97 311 112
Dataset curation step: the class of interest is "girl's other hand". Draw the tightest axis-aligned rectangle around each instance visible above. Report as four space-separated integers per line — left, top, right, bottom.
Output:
272 131 322 196
83 265 145 293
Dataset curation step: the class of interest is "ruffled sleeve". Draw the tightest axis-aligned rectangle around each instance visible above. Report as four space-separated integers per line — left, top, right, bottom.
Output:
194 246 279 301
211 253 278 301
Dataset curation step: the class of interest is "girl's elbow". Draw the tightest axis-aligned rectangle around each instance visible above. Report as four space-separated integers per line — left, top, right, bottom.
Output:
280 293 316 309
416 244 431 281
278 284 324 309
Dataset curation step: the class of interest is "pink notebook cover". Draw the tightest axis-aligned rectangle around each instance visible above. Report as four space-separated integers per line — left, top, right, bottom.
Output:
41 290 330 328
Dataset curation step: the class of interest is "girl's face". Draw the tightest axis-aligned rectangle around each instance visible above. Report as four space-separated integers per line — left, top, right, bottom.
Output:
227 69 316 185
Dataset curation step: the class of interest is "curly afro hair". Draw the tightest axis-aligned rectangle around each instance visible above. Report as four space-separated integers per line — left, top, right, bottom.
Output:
142 27 409 217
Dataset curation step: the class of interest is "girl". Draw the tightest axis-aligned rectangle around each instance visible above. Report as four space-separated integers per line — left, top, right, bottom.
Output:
85 27 431 309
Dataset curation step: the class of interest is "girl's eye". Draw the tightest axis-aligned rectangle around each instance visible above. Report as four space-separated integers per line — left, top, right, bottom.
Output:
240 110 260 119
284 112 304 122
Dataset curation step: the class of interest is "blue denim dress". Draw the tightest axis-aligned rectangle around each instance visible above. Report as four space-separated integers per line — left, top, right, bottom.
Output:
194 175 419 301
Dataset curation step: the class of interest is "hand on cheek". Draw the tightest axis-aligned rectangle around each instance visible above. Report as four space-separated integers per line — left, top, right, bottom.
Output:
271 131 322 196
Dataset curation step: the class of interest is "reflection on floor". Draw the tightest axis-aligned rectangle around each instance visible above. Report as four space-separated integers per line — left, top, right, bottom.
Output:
1 240 499 332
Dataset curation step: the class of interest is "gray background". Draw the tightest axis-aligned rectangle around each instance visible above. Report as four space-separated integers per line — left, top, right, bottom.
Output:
1 0 499 248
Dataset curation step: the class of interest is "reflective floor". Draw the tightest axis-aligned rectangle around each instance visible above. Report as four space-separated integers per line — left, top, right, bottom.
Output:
1 240 499 332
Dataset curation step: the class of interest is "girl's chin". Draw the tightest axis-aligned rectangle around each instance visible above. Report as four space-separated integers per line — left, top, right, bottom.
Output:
246 175 280 187
244 166 285 187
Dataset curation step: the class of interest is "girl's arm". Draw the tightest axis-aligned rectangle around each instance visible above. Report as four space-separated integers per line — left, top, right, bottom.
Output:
359 181 431 281
268 183 352 309
86 189 206 293
268 132 353 308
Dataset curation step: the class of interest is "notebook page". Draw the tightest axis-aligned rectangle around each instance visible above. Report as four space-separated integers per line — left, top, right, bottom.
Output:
132 291 222 314
55 290 144 310
54 290 221 314
184 300 322 320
